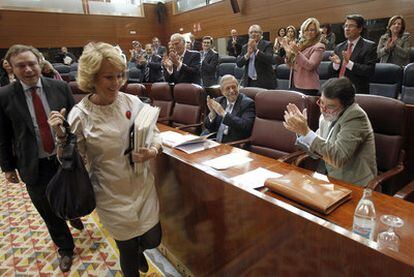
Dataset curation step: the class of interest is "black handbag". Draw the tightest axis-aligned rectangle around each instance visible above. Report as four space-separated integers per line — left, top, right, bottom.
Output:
46 120 96 220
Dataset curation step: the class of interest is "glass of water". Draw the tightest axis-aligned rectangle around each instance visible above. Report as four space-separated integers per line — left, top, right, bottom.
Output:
377 215 404 252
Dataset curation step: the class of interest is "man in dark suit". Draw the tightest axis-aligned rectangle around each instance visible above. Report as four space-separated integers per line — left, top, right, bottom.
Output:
236 24 276 89
330 14 377 94
136 44 164 83
227 29 243 57
152 37 167 57
56 46 76 65
204 75 255 143
200 36 219 87
0 45 79 272
163 33 201 85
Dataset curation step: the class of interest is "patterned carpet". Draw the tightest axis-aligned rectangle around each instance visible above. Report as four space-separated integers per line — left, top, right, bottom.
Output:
0 173 164 276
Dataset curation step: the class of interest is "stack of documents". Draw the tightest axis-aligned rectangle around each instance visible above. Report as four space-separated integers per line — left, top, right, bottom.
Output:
134 105 160 174
160 131 219 154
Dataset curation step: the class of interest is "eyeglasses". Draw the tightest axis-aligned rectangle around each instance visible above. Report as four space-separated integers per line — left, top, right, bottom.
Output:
343 24 358 29
316 98 340 112
305 28 317 33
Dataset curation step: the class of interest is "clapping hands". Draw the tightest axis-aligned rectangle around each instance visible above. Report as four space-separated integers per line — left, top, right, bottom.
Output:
207 96 225 117
283 103 310 136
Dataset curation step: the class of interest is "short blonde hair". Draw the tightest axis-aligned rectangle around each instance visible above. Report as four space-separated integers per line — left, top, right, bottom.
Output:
77 42 127 93
299 17 321 42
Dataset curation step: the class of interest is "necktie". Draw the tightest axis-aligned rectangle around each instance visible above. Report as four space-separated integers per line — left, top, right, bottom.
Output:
339 42 353 78
144 57 150 82
216 103 233 142
248 53 257 80
30 87 54 153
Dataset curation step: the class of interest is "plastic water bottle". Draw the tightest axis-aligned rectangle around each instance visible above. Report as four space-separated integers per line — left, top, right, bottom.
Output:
352 188 376 240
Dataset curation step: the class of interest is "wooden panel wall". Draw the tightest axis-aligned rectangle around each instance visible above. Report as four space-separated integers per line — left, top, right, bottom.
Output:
0 4 168 55
163 0 414 43
1 0 413 54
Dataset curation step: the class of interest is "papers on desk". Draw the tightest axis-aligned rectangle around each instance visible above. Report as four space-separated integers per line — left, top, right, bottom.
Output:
231 167 283 190
160 131 219 154
202 153 253 170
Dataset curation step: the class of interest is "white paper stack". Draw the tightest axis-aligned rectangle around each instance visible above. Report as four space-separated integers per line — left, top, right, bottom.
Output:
160 131 219 154
134 104 160 174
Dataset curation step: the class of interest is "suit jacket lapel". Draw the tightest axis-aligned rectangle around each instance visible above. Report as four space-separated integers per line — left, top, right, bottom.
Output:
13 81 36 135
350 38 363 61
41 77 59 112
231 94 242 116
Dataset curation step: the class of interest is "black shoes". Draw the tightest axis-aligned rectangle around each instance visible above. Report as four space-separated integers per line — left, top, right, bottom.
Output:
59 253 73 272
139 252 149 273
69 218 84 231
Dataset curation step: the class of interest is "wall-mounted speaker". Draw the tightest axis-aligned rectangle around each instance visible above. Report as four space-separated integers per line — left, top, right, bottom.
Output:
230 0 240 14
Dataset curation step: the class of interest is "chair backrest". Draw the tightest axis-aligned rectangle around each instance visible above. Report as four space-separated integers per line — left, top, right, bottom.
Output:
410 47 414 63
239 87 266 101
219 56 236 64
369 63 403 98
54 64 71 74
249 90 306 159
54 64 71 82
125 83 146 97
276 64 290 90
355 94 405 173
127 67 142 83
68 81 88 103
401 63 414 104
234 65 244 81
171 83 205 134
150 82 174 122
217 63 236 81
305 95 321 132
319 61 333 87
322 50 333 61
70 63 78 72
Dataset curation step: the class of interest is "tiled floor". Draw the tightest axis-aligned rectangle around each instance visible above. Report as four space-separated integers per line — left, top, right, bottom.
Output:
0 173 166 276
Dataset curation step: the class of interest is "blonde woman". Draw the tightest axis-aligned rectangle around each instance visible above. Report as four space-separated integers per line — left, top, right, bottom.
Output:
283 18 325 95
377 15 411 67
48 42 162 276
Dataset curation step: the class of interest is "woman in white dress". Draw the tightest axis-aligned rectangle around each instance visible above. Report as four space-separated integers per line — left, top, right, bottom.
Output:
48 42 162 276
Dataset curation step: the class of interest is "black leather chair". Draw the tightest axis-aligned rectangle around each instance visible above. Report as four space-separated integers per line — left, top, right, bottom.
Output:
319 61 333 87
401 63 414 104
53 64 71 82
219 56 237 64
127 67 142 83
276 64 290 90
217 63 236 82
369 63 403 99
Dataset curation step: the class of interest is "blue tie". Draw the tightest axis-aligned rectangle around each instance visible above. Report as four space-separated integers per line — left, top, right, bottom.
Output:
216 103 233 142
248 53 257 80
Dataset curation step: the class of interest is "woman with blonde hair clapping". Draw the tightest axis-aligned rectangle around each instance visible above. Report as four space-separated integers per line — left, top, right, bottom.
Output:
283 18 325 95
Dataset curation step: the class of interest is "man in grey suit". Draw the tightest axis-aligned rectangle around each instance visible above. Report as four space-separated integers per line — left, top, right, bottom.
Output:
204 75 255 143
236 24 276 89
0 45 79 272
283 78 377 186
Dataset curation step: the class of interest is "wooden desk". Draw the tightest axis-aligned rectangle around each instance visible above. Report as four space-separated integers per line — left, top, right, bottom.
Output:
153 124 414 276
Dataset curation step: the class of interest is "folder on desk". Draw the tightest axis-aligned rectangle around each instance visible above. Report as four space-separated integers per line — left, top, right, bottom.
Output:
264 171 352 215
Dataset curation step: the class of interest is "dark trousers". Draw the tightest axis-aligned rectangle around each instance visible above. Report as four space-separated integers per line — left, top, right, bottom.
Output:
115 222 162 277
25 157 74 256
